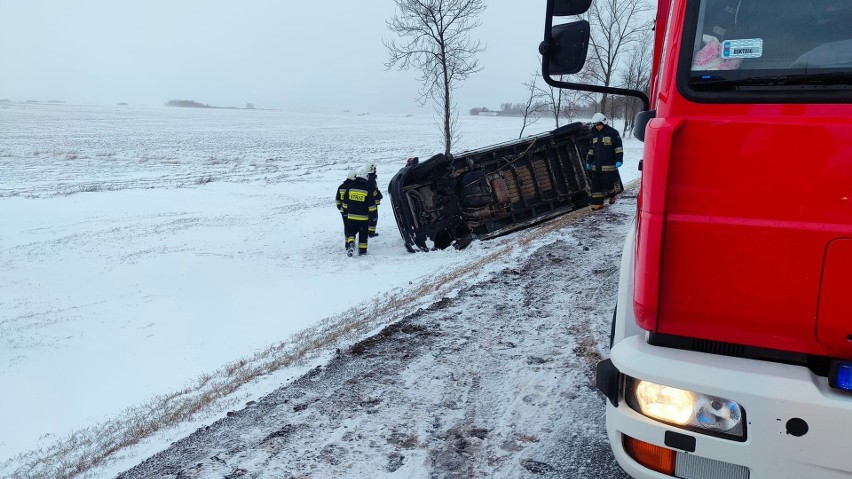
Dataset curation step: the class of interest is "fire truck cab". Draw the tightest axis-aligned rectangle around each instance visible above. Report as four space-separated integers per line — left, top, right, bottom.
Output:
541 0 852 478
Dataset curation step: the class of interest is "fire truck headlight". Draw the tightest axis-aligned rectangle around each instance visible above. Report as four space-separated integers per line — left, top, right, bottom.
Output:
625 378 746 440
631 380 694 425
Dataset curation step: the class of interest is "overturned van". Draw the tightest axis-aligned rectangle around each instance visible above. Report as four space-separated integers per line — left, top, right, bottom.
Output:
388 122 620 252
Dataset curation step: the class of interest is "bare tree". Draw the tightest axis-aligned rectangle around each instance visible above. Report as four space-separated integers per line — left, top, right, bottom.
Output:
385 0 486 156
584 0 653 115
518 73 547 138
539 73 573 128
539 72 594 128
618 33 652 135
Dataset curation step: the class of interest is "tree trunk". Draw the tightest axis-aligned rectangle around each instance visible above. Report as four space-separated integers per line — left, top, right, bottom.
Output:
443 57 452 156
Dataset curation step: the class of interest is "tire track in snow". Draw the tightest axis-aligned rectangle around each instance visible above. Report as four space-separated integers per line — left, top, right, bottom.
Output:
116 188 637 479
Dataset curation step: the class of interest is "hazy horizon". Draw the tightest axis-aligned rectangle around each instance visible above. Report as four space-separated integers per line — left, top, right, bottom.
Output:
0 0 549 115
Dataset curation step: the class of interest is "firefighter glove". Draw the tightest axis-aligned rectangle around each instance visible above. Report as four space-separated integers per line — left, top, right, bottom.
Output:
615 161 622 168
585 163 591 170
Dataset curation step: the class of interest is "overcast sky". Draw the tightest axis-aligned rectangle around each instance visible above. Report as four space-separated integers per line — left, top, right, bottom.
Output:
0 0 549 114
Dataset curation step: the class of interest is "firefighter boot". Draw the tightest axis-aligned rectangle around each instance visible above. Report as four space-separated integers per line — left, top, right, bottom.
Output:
346 243 355 257
609 195 616 205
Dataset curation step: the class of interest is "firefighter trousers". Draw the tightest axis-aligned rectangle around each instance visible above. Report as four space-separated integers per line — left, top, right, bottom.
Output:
346 219 370 255
368 212 379 236
590 171 618 206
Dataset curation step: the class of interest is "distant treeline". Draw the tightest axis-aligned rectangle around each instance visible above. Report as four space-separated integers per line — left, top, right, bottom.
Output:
165 100 213 108
470 102 598 118
469 105 523 117
165 100 257 110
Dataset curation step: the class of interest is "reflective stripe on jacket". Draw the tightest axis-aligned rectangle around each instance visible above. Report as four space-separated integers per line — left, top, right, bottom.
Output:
336 179 353 213
586 124 624 173
343 178 376 222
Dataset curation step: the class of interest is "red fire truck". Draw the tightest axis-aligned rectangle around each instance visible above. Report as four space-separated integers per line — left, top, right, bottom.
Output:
541 1 852 478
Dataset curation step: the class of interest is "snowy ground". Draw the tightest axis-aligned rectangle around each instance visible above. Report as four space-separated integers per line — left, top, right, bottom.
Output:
0 102 642 478
116 191 637 479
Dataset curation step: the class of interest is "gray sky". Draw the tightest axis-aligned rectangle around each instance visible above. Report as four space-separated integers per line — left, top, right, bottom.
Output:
0 0 548 114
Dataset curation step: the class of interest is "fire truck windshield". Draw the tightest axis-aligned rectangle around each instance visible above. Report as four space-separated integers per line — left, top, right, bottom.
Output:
685 0 852 93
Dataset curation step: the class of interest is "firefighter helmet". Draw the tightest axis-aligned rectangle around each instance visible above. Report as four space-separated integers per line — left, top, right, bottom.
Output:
591 112 607 125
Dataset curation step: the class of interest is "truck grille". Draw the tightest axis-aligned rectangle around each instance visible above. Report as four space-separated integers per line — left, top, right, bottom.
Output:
647 333 827 374
676 452 750 479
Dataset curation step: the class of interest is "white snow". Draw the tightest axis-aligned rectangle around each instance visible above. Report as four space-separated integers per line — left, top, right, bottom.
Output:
0 102 642 477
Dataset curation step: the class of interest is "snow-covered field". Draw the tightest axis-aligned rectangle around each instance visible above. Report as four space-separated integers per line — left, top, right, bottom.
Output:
0 102 642 477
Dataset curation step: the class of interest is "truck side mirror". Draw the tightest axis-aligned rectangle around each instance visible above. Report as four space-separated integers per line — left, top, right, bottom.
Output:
553 0 593 16
540 20 590 76
540 0 650 112
632 110 656 142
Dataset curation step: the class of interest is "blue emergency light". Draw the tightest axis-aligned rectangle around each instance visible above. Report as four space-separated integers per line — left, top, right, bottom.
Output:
830 361 852 392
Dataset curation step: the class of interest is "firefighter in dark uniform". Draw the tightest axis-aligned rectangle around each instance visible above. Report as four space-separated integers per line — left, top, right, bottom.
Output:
335 170 357 250
365 162 383 237
585 112 624 211
343 170 378 256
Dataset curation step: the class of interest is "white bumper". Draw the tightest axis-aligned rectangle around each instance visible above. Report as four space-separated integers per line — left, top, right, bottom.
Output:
605 336 852 479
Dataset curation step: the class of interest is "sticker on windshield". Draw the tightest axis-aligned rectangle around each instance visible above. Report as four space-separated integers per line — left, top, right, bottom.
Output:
721 39 763 59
